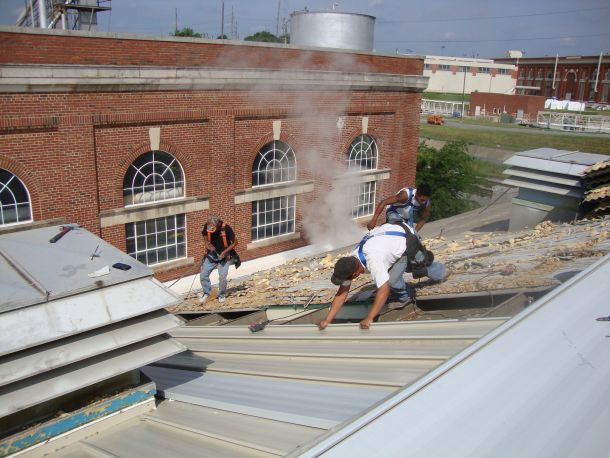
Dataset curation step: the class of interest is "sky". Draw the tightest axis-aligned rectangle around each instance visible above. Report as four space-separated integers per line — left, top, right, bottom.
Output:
0 0 609 58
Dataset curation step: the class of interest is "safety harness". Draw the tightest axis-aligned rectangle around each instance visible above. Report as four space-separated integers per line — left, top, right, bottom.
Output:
387 188 416 226
207 222 229 249
357 221 426 270
205 222 229 263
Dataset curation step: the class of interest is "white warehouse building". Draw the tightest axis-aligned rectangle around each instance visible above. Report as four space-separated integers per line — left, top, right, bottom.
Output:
423 55 517 94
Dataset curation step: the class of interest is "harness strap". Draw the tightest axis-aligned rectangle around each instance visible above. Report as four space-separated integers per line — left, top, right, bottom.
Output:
357 230 407 269
207 222 229 249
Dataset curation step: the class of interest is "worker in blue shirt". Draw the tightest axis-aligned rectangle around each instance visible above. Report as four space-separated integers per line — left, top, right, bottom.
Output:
367 183 432 232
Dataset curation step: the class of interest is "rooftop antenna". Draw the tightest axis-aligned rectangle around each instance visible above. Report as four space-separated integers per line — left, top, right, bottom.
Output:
333 3 339 10
220 0 224 38
276 0 281 36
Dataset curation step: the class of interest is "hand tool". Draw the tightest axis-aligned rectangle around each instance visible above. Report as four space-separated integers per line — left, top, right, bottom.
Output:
49 224 80 243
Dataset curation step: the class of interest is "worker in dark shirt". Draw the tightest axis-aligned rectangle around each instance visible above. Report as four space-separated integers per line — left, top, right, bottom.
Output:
198 216 239 304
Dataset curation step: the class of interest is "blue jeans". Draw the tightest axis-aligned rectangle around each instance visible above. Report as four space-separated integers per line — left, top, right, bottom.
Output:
388 256 414 301
200 256 230 297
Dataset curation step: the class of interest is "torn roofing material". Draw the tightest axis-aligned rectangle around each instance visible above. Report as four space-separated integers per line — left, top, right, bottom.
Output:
170 217 610 313
0 226 185 421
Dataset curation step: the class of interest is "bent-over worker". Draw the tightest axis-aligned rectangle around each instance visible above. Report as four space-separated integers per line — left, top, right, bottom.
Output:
318 221 446 330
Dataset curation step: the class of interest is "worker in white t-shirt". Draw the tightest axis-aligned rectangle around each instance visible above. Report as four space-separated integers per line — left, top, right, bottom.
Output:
318 222 445 330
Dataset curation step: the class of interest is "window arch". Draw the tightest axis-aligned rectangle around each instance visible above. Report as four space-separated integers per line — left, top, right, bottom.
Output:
0 168 32 226
347 135 378 219
123 150 184 206
347 135 378 171
123 151 186 266
252 141 296 187
251 141 297 242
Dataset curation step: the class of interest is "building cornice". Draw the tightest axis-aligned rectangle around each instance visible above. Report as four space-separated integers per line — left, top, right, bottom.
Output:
0 64 429 93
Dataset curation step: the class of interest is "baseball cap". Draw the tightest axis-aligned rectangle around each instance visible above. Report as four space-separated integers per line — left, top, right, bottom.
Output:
331 257 358 285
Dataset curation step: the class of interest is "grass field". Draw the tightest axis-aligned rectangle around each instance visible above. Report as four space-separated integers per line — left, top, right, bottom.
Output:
420 124 610 154
422 92 470 102
471 157 506 179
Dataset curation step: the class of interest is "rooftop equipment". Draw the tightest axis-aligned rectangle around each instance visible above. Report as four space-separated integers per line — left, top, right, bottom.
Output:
289 10 375 52
0 225 185 439
502 148 610 230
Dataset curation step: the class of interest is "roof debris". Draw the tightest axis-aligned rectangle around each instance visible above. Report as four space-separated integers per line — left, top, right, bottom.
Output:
168 217 610 313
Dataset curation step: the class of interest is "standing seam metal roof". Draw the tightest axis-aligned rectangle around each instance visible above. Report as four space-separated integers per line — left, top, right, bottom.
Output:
46 318 506 457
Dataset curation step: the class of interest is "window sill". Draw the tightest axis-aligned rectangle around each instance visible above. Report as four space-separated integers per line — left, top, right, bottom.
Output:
247 232 301 250
151 256 195 273
235 181 314 204
100 196 209 227
0 218 65 235
334 168 391 184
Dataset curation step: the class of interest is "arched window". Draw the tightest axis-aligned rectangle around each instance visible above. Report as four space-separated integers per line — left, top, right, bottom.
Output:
252 141 296 187
347 134 378 171
0 169 32 226
347 135 378 219
123 150 184 206
123 151 186 266
251 141 296 241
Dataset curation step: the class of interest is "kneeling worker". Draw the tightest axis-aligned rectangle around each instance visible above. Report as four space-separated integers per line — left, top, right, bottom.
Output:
199 216 239 304
318 221 445 330
367 183 432 232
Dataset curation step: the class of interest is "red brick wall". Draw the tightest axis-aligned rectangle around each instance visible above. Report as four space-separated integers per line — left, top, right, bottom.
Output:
0 30 423 75
468 92 546 119
0 31 423 283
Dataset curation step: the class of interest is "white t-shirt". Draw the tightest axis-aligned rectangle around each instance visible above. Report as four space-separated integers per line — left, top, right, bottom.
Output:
350 223 409 288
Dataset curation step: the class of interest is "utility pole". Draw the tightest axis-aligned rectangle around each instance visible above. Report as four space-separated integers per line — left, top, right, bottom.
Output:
220 1 224 38
276 0 281 36
461 66 467 119
231 5 234 39
174 7 177 33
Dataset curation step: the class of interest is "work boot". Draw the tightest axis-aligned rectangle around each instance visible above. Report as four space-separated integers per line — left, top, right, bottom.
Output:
198 293 209 304
218 296 226 304
387 296 414 310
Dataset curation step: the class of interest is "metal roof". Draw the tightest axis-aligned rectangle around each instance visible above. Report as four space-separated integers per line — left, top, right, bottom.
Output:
45 318 506 457
502 149 610 205
0 226 185 422
299 254 610 457
515 148 609 167
0 225 152 313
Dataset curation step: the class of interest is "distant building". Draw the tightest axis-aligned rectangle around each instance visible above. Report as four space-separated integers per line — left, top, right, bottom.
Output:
496 54 610 103
469 93 546 122
423 55 517 94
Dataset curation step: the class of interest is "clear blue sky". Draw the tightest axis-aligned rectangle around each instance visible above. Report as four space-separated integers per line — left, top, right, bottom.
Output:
0 0 608 58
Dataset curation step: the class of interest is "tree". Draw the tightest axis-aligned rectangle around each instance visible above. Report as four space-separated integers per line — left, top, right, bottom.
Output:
217 34 228 39
244 30 281 43
416 141 479 221
171 27 203 38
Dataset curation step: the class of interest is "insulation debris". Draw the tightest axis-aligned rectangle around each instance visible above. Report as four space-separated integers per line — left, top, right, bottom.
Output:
168 217 610 313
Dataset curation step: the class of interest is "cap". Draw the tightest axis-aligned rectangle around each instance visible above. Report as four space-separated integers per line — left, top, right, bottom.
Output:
331 257 358 286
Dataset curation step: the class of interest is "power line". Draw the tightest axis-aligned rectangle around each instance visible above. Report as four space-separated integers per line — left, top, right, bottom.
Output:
399 6 610 23
377 32 610 44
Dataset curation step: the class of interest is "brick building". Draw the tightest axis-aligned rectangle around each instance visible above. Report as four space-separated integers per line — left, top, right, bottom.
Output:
496 54 610 103
469 92 546 121
0 27 426 282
